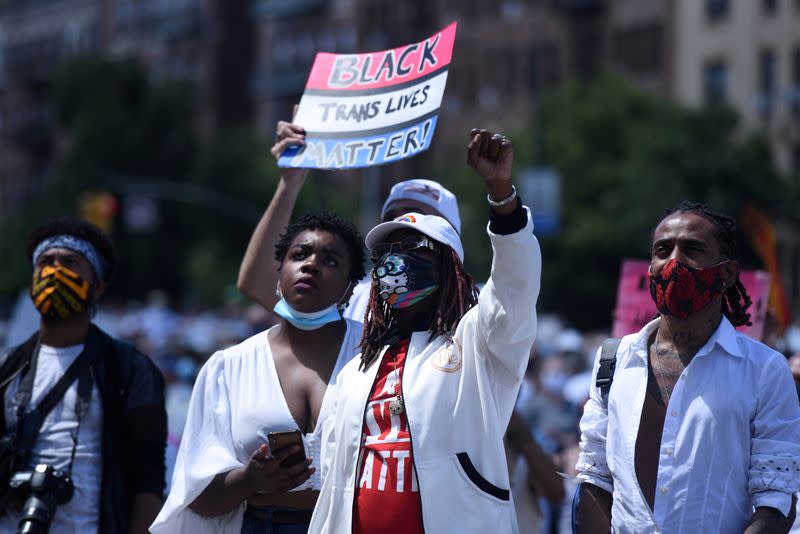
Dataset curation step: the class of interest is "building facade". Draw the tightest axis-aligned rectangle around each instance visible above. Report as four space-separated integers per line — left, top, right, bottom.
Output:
672 0 800 176
0 0 257 222
0 0 100 222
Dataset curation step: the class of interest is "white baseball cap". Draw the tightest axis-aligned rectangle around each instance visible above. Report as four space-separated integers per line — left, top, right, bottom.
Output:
366 212 464 261
381 179 461 233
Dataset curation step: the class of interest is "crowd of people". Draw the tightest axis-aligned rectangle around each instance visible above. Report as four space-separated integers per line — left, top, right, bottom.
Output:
0 119 799 534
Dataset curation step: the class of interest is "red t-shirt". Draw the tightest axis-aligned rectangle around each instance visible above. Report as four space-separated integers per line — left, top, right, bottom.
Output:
353 338 424 534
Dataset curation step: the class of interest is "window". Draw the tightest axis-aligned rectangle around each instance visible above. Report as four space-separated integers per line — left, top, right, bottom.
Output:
613 23 664 76
573 21 604 80
706 0 729 22
502 0 523 20
703 60 728 105
528 43 561 92
793 46 800 119
759 49 776 121
501 48 516 95
762 0 778 14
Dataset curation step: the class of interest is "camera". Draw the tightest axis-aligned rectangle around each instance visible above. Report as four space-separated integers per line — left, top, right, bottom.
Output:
9 464 74 534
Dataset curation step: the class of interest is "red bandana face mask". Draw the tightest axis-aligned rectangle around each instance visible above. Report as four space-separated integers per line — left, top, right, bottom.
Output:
648 258 727 319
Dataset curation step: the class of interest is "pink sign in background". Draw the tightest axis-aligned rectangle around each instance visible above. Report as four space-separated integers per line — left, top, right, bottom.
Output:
612 259 771 341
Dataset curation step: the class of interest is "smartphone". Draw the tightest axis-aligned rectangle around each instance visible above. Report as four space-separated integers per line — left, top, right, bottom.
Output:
267 430 306 467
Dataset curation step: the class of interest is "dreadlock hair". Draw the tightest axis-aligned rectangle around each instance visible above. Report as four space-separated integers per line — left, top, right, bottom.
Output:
274 211 366 284
359 245 480 370
657 200 752 327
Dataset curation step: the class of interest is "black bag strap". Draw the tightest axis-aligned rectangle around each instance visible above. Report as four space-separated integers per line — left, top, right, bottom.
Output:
0 342 32 395
14 337 42 420
14 345 96 462
596 338 621 408
0 361 23 394
0 334 41 435
63 362 94 474
0 349 16 391
74 363 93 421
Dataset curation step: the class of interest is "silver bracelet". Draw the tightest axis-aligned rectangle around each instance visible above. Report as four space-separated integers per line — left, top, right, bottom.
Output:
487 185 517 207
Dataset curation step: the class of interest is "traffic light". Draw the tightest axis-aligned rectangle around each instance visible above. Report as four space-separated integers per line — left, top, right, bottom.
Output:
79 190 118 234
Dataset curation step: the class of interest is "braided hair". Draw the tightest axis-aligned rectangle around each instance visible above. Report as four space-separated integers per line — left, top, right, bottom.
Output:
359 246 479 370
659 201 752 327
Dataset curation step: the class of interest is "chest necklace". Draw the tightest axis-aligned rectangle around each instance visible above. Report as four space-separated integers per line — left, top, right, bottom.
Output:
388 350 405 416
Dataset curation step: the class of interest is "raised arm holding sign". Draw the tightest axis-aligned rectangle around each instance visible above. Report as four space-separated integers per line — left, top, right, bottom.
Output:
279 22 457 170
239 23 462 317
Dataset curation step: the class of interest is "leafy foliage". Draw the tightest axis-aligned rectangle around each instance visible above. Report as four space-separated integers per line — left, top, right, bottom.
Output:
1 58 265 305
494 75 790 329
1 65 793 326
430 74 794 330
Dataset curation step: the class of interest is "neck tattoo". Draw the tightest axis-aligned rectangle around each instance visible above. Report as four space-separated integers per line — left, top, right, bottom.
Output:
653 336 673 402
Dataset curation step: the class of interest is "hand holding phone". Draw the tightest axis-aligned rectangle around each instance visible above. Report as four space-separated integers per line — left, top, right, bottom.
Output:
243 433 313 495
267 430 307 468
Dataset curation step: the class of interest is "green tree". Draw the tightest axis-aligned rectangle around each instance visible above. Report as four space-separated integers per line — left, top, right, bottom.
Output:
0 58 270 306
433 74 795 331
53 57 199 301
0 56 367 307
529 74 791 329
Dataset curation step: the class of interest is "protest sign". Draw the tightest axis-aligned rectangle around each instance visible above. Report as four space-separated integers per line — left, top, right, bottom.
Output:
612 259 771 341
738 269 771 341
279 22 457 169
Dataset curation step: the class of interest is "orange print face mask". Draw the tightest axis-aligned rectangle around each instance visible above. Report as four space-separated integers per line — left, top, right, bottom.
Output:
30 265 91 320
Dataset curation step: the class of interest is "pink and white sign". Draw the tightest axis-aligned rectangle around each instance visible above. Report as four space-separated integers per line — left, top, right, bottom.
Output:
280 23 457 169
612 259 771 341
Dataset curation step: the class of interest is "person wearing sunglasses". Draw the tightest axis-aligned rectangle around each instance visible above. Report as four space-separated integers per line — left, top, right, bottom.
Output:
308 129 541 534
236 115 462 326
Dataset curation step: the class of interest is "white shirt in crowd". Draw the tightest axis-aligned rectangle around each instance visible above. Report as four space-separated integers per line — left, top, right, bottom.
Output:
342 278 371 323
577 317 800 533
150 320 363 534
1 344 103 534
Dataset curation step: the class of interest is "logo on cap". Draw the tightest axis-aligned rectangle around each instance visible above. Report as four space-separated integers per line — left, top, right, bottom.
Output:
395 214 417 223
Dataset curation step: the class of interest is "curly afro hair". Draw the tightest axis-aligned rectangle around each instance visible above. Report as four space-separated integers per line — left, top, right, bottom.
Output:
26 217 115 282
274 212 366 284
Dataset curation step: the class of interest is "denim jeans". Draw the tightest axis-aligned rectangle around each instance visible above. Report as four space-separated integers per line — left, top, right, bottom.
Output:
240 506 310 534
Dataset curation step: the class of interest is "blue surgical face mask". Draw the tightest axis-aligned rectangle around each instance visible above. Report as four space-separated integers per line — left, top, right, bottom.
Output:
273 282 351 331
273 299 342 330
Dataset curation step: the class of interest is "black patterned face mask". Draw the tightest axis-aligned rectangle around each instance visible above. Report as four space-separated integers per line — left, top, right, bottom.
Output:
648 258 727 319
372 252 439 309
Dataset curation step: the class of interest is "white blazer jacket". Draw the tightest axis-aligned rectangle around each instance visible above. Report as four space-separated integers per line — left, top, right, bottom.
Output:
309 208 541 533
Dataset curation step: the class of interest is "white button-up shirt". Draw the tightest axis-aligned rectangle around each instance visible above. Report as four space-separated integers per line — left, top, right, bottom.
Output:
577 317 800 533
